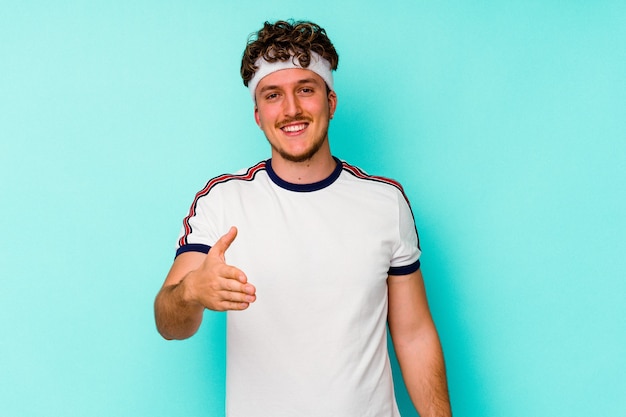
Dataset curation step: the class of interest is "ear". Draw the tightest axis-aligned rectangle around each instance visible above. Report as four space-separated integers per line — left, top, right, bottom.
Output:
254 106 261 127
328 91 338 119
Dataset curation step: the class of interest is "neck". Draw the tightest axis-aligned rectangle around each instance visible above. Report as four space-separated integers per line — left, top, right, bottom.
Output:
270 147 336 184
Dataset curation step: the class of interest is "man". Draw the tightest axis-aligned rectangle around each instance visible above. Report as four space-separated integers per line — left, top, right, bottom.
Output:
155 20 452 417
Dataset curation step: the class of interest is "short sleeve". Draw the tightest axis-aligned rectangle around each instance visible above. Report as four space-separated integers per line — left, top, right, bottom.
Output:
388 190 421 275
174 183 223 258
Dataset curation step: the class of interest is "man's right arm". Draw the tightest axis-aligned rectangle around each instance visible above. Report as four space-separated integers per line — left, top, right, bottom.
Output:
154 251 208 340
154 227 256 340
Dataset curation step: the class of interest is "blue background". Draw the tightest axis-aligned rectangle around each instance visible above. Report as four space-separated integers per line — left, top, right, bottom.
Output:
1 1 624 416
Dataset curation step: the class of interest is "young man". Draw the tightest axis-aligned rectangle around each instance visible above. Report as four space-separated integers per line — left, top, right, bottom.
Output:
155 20 452 417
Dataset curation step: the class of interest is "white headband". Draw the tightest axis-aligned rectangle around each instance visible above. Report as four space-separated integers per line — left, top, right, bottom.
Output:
248 51 334 101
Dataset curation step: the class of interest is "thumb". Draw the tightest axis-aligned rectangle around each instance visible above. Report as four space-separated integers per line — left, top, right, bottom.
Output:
209 226 238 261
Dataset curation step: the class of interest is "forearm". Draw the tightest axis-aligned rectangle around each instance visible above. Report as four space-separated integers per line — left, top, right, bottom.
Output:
154 278 205 340
394 324 452 417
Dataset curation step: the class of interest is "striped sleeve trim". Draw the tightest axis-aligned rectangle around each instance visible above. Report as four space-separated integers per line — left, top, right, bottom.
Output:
175 244 211 258
388 259 421 276
177 161 266 248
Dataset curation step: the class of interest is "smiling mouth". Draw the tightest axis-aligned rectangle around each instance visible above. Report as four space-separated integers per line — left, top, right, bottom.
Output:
280 123 308 134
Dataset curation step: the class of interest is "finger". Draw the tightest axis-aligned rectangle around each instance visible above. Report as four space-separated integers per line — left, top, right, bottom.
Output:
209 226 238 260
217 289 256 304
216 263 250 285
220 276 256 295
213 288 256 311
218 301 252 311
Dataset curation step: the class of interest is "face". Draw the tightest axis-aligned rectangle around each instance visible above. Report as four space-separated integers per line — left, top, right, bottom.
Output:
254 68 337 164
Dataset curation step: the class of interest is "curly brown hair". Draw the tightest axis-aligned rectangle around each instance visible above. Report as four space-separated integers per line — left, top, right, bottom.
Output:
240 20 339 87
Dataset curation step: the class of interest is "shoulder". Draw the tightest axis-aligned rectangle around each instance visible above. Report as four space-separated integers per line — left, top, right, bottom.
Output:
194 160 268 198
339 160 410 203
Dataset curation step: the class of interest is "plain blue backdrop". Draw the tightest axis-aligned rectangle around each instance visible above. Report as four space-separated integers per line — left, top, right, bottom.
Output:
1 1 624 416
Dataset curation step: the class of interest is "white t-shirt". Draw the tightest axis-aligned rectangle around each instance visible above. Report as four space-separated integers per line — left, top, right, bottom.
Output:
177 157 421 417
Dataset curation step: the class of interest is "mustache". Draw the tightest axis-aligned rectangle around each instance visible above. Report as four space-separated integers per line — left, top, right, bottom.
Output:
276 117 312 129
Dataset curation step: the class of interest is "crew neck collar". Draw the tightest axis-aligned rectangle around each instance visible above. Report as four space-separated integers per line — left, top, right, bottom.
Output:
265 157 342 192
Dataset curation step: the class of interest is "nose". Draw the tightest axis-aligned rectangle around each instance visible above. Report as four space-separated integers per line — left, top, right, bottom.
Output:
283 92 302 117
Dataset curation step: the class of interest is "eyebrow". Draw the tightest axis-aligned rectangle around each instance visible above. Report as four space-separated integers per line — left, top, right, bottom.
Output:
258 78 321 94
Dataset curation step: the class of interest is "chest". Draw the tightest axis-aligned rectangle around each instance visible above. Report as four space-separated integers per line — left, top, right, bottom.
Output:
222 182 398 298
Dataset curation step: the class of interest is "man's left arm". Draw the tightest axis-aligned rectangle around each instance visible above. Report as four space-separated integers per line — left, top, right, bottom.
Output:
387 268 452 417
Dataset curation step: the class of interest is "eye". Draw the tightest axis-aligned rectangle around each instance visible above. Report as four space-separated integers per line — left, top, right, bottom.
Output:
265 92 280 101
299 87 315 95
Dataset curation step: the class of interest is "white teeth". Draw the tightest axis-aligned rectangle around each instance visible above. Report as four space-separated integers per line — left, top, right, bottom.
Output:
282 124 306 133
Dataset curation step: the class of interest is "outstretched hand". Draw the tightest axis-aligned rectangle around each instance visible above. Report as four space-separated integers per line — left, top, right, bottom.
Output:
184 227 256 311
